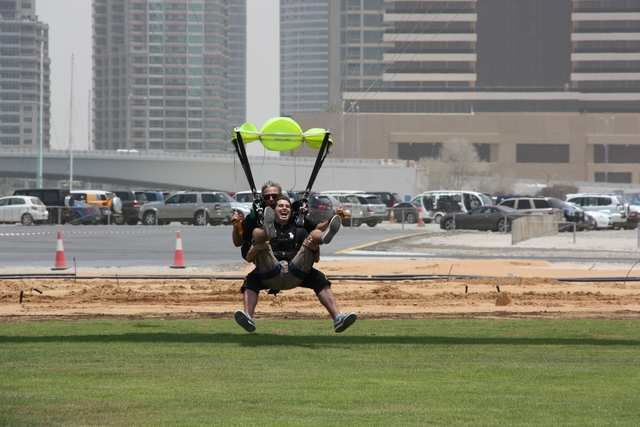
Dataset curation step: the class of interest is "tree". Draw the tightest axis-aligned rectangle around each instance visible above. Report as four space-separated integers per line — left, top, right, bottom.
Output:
418 138 492 191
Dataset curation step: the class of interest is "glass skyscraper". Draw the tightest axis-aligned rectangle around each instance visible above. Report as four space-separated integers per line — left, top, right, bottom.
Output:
0 0 50 148
93 0 246 152
282 0 640 114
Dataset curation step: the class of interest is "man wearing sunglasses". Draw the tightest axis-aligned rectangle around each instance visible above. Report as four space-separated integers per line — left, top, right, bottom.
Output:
231 182 356 333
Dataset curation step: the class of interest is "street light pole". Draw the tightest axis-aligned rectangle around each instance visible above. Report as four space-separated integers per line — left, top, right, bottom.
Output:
68 54 75 191
37 36 44 187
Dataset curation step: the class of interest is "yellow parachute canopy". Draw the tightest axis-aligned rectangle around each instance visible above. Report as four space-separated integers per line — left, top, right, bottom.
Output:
233 117 332 152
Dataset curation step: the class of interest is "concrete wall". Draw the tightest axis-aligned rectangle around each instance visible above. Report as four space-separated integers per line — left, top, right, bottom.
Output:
0 151 417 197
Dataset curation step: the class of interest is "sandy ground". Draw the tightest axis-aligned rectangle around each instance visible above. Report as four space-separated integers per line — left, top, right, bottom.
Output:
2 258 640 321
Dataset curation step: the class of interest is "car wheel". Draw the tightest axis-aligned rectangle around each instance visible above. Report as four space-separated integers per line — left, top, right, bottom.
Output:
366 221 377 227
142 211 157 225
433 213 443 224
193 210 208 226
21 213 34 226
443 218 455 230
114 215 125 225
497 218 510 232
405 212 416 224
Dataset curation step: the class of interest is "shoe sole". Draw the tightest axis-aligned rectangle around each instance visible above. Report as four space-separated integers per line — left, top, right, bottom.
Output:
321 215 341 244
263 207 276 239
234 311 256 333
334 313 357 333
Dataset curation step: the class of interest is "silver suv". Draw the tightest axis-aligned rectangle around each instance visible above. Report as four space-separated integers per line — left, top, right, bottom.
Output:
565 193 633 229
140 191 232 226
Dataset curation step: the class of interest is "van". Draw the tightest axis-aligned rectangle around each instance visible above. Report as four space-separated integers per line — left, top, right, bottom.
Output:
413 190 493 224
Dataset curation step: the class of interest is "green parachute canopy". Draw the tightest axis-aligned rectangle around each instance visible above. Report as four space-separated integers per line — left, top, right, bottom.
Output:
233 117 332 152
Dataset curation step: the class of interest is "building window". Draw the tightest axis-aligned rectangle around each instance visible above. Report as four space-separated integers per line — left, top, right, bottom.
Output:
594 145 640 164
594 172 632 184
516 144 569 163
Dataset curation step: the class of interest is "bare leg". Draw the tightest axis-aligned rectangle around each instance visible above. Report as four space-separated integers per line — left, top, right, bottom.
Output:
243 289 259 318
316 286 339 320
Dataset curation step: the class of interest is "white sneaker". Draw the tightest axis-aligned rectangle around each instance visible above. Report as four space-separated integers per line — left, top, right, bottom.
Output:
234 310 256 333
321 215 341 244
334 312 357 333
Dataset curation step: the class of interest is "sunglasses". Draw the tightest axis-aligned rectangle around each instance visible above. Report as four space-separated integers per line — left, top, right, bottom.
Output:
263 193 279 200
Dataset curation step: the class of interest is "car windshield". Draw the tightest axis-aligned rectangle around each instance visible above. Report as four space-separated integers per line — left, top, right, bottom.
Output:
479 193 493 206
623 193 640 204
218 193 235 202
115 192 133 200
365 195 383 204
235 193 254 203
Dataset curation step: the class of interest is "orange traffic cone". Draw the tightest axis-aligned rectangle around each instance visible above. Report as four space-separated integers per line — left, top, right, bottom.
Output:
171 231 186 269
416 207 426 227
52 230 69 270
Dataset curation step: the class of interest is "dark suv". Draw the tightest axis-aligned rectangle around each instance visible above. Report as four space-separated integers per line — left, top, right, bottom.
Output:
113 190 146 225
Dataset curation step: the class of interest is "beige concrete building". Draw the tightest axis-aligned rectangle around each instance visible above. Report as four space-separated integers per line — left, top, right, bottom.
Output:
293 111 640 185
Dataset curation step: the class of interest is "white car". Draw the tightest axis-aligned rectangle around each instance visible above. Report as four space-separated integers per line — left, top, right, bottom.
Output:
0 195 49 225
584 211 611 230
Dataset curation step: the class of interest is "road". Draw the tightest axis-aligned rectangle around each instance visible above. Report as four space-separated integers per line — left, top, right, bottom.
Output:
0 224 413 269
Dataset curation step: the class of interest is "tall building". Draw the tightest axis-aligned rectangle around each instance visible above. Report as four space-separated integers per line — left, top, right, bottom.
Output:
344 0 640 113
0 0 50 148
280 0 331 114
93 0 246 152
227 1 246 128
289 0 640 185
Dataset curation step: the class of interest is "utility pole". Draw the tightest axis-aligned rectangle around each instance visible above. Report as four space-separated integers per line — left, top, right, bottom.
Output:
37 36 44 187
68 54 75 191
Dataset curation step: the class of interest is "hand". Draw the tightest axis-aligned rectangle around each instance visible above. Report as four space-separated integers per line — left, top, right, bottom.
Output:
231 210 244 225
336 207 346 219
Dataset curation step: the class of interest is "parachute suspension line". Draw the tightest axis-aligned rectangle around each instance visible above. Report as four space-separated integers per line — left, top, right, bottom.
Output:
232 132 258 198
291 149 297 191
303 132 332 200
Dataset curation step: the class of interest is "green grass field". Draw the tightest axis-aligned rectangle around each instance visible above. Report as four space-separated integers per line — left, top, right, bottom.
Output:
1 319 639 426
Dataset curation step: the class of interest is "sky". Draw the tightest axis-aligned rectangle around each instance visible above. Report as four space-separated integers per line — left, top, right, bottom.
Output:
37 0 279 151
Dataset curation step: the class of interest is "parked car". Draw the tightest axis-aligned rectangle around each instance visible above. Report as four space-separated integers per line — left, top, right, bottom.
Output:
414 190 493 224
321 192 366 226
544 197 590 231
498 197 557 215
113 190 145 225
390 200 419 223
440 205 525 232
232 190 255 216
135 190 165 204
0 195 48 225
13 188 69 224
139 191 233 225
288 191 339 224
368 191 401 208
566 193 636 229
71 190 123 225
352 194 387 227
